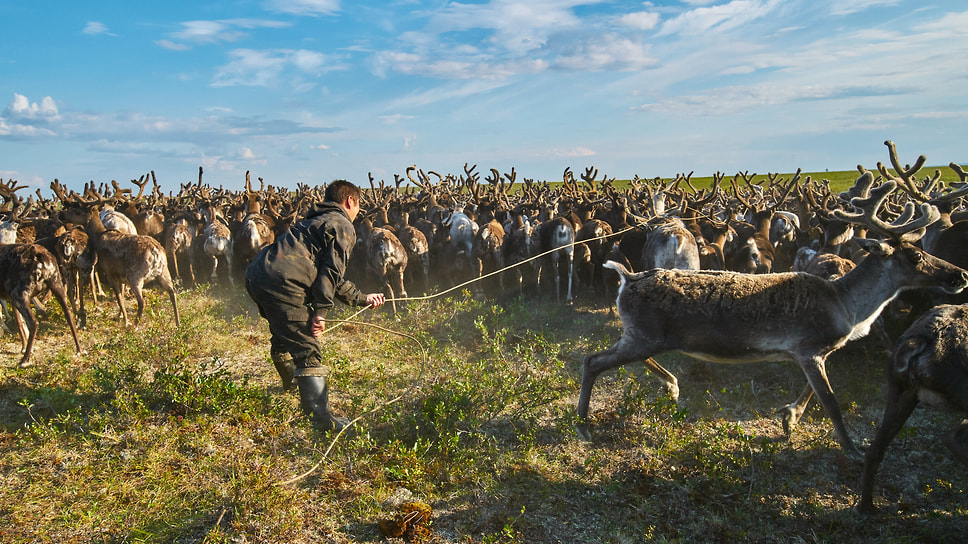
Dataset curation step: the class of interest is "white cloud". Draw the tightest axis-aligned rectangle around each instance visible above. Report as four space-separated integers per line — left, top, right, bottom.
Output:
0 117 56 137
4 93 60 121
830 0 903 17
619 11 660 31
264 0 340 16
212 49 337 87
549 147 597 158
173 20 246 44
657 0 781 37
239 147 257 159
555 35 658 71
428 0 588 56
380 114 414 125
82 21 114 36
159 19 292 49
156 39 191 51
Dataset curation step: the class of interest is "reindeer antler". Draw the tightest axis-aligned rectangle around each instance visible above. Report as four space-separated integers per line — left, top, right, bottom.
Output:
833 172 939 243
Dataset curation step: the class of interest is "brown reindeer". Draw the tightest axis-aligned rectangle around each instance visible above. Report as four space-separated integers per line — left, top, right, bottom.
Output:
60 191 180 328
576 172 968 459
0 243 81 367
232 172 276 282
357 215 408 314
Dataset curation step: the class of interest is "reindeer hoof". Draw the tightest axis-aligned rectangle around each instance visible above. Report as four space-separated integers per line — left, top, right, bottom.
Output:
779 405 797 435
667 383 680 403
575 423 594 443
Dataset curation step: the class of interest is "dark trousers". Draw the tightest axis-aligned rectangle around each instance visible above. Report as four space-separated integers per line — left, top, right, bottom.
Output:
245 269 321 368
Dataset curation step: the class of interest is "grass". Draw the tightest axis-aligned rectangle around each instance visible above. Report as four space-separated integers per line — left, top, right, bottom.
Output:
2 283 966 543
1 169 967 542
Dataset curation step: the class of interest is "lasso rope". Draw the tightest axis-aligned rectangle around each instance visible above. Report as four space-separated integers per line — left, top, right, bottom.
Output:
280 222 636 485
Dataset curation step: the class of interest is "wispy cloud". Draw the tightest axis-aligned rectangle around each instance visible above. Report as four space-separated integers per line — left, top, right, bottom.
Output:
212 48 341 88
830 0 903 16
657 0 781 37
264 0 340 16
157 19 291 49
633 83 908 116
554 35 658 71
82 21 115 36
376 1 660 80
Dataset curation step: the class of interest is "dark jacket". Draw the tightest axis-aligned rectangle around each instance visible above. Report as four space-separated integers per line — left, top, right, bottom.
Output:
247 201 367 322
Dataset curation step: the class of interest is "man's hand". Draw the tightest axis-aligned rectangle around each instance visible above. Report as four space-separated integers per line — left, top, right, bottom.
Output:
310 315 326 337
366 293 386 308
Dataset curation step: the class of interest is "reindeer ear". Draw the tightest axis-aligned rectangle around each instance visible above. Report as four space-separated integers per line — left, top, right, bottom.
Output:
853 237 894 256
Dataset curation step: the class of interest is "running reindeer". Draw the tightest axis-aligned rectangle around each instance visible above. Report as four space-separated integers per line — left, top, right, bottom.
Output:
856 303 968 514
576 170 968 459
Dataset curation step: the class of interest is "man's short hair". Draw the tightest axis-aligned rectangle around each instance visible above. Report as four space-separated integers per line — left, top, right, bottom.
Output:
325 179 361 204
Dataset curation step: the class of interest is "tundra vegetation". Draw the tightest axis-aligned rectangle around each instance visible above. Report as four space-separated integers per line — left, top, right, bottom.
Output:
1 164 966 543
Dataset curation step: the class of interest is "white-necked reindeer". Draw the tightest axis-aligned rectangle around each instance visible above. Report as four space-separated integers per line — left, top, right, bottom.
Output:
576 172 968 459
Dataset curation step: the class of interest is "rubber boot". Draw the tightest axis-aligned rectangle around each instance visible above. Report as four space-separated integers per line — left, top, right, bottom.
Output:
294 367 351 433
270 351 296 392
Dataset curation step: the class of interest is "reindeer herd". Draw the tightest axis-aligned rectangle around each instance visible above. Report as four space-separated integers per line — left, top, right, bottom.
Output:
2 141 967 515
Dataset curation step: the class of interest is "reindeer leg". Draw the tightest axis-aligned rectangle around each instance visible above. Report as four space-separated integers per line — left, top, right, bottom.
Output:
131 280 146 325
795 355 861 459
641 357 680 402
943 423 968 465
76 270 88 330
111 280 130 327
0 302 11 334
393 268 407 311
11 294 38 368
565 250 574 304
779 384 813 435
856 386 918 515
158 273 180 327
13 302 29 353
225 252 235 287
551 253 562 303
577 334 661 442
49 278 81 354
93 270 105 301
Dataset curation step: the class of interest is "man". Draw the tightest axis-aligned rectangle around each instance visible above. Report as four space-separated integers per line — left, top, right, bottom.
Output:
246 179 385 432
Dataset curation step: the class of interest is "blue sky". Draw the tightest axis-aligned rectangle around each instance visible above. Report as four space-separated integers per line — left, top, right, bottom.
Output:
1 0 966 194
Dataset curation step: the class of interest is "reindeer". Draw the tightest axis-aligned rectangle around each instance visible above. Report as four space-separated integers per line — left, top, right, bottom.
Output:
357 216 408 314
501 205 536 297
60 191 180 328
52 225 94 328
231 172 276 282
576 172 968 459
1 179 32 244
856 303 968 515
0 243 82 367
471 219 506 298
119 172 165 238
196 177 234 287
728 171 800 274
532 190 576 304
